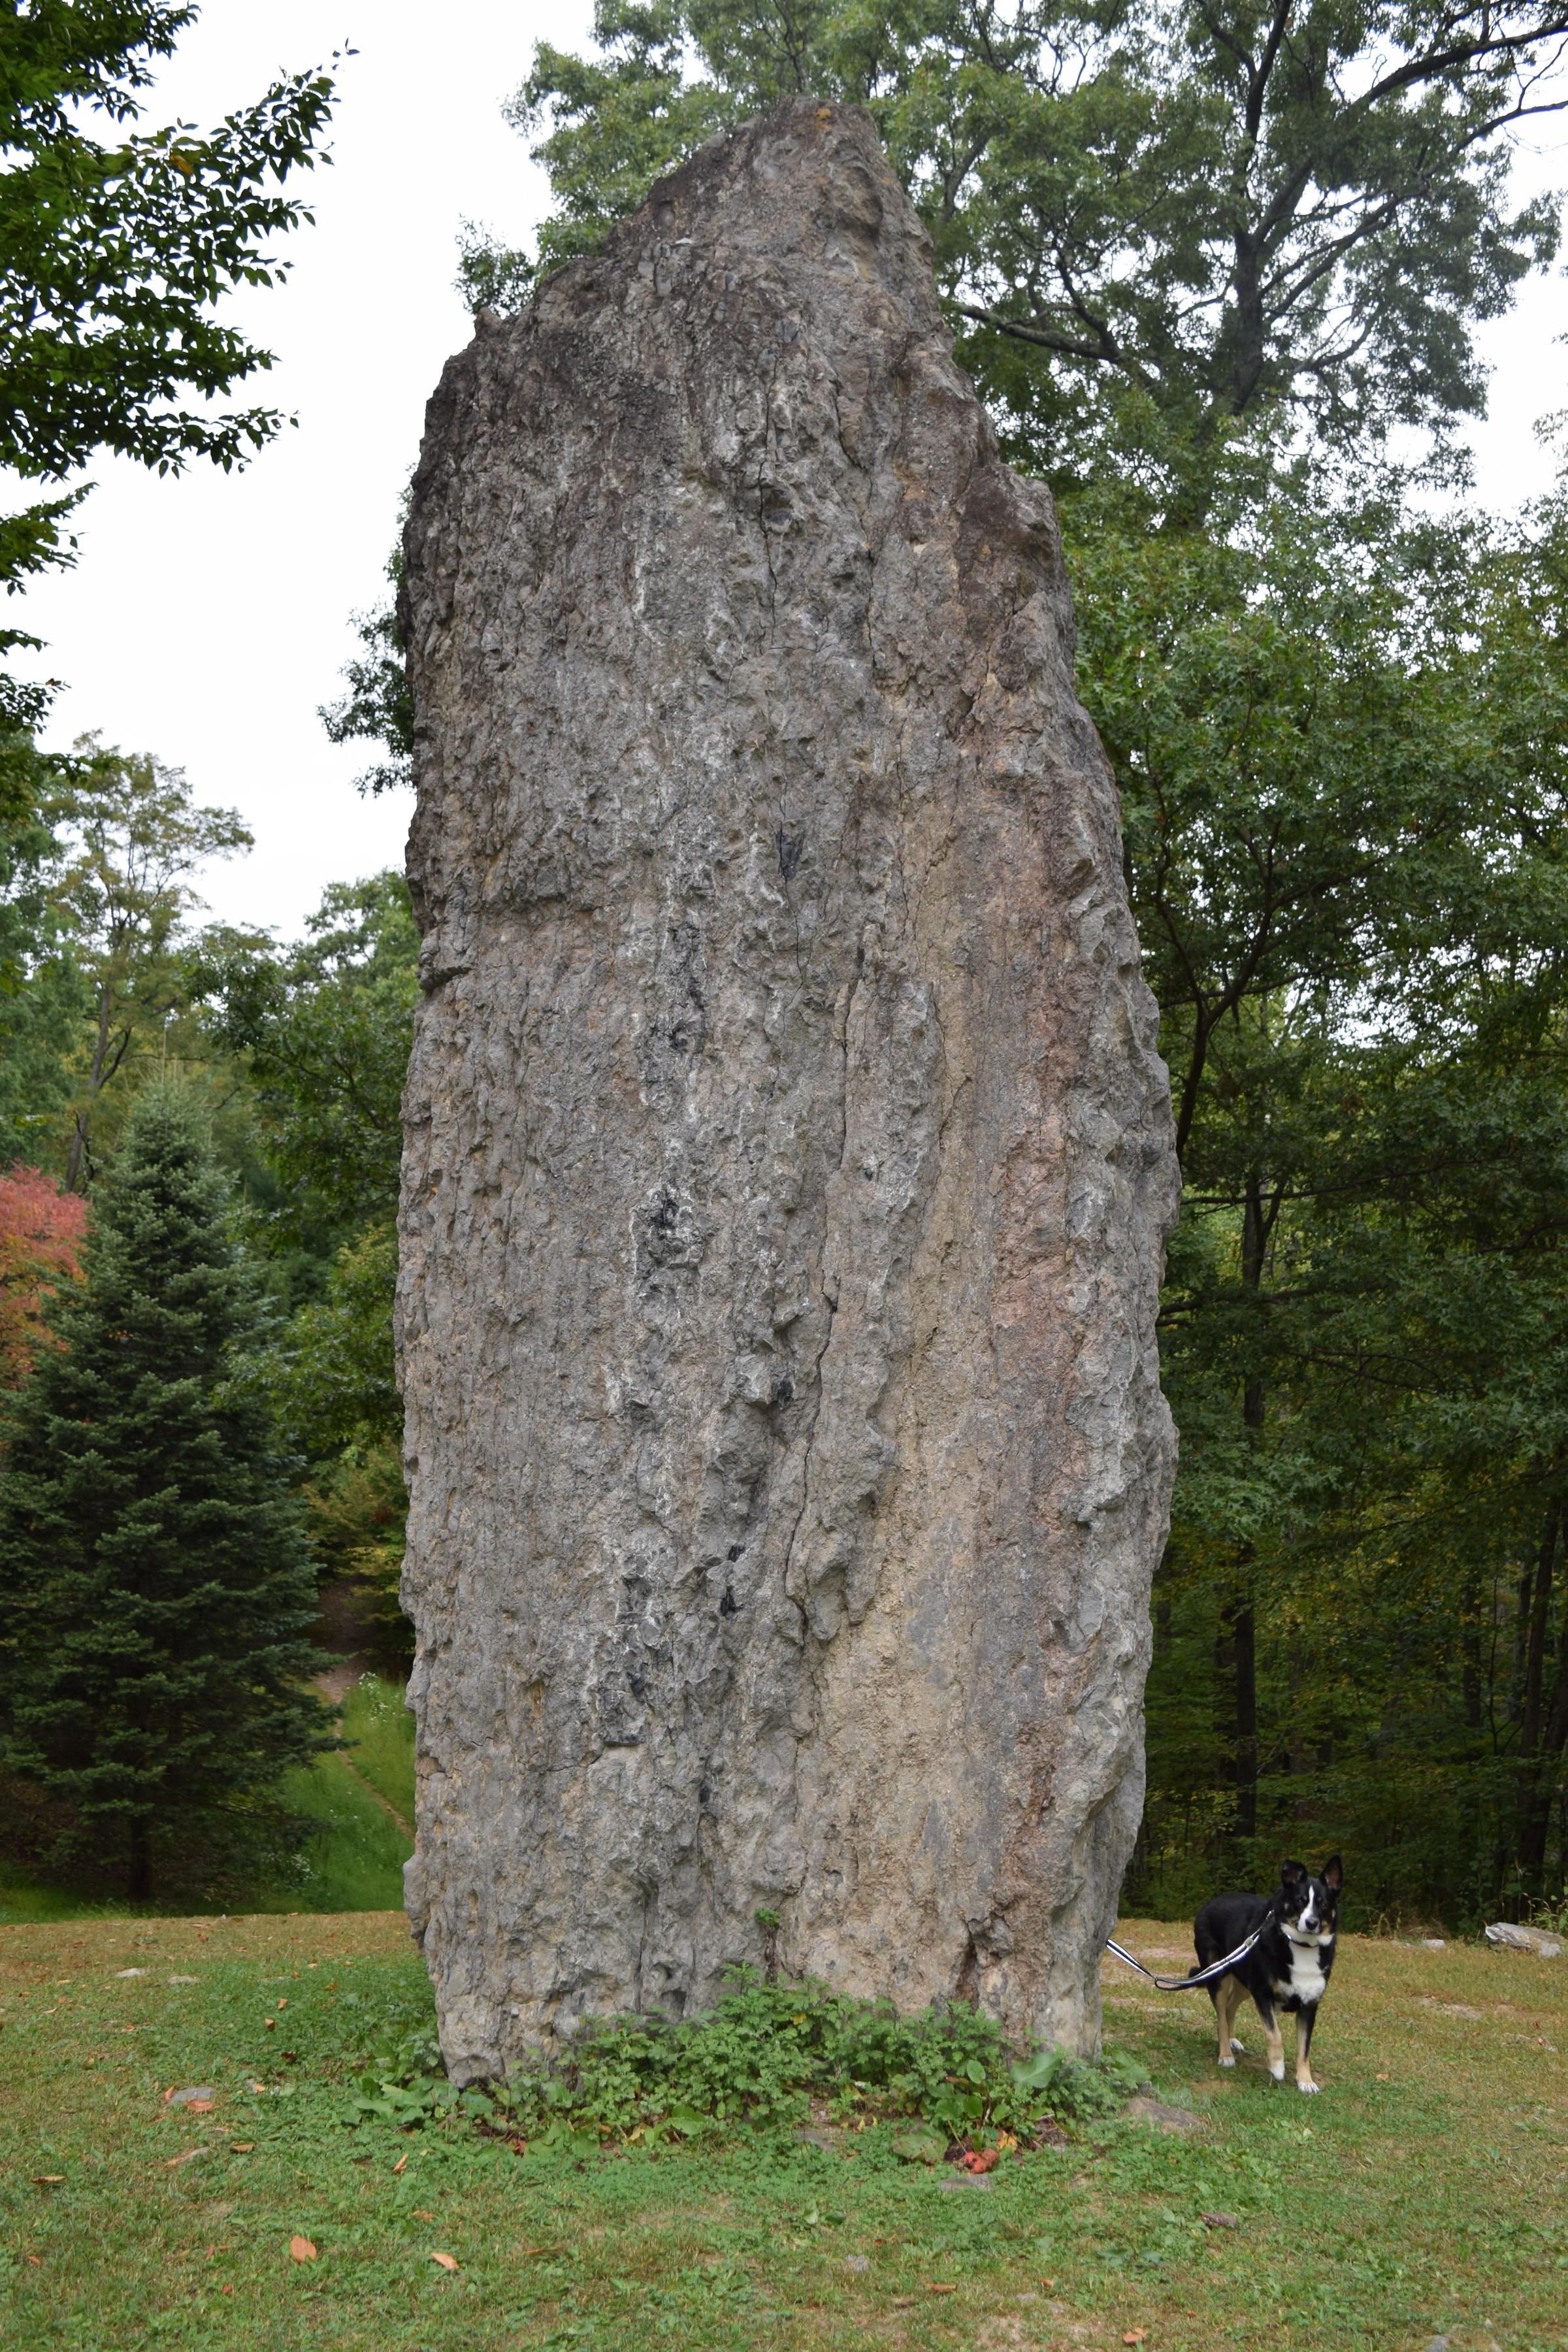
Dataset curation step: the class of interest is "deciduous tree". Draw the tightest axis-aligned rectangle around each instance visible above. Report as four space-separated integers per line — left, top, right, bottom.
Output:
46 744 248 1188
0 1 337 624
0 1161 84 1385
481 1 1568 491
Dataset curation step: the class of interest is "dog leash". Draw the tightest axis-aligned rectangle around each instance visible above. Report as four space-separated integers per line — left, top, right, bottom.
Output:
1103 1923 1267 1991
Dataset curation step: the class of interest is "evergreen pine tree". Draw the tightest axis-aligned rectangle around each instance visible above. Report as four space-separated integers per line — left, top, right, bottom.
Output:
0 1087 329 1899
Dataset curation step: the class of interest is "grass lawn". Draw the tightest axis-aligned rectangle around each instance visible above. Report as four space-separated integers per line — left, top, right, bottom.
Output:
3 1915 1564 2351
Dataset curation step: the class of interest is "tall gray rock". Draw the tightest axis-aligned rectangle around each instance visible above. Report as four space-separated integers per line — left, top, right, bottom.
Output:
397 96 1179 2083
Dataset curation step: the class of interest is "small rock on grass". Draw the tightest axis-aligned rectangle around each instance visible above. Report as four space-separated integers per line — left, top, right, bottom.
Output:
165 2086 214 2108
1484 1921 1563 1959
844 2255 870 2274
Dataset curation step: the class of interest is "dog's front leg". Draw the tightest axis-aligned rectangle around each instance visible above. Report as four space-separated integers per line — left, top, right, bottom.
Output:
1254 1995 1284 2082
1296 2004 1320 2094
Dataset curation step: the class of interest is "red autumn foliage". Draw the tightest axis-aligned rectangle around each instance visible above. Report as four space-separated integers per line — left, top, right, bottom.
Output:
0 1165 86 1386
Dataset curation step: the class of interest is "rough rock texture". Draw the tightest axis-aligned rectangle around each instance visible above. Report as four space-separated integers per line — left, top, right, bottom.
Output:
397 97 1179 2082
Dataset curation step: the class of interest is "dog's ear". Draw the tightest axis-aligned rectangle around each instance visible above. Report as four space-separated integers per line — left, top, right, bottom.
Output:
1279 1859 1307 1890
1321 1854 1343 1894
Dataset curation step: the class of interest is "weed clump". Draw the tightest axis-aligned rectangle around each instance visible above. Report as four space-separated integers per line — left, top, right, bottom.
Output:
341 1969 1147 2150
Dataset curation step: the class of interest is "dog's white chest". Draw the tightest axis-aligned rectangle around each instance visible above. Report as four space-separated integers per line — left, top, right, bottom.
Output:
1281 1938 1328 2006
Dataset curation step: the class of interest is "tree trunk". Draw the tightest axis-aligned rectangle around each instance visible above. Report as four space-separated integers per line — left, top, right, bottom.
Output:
1511 1569 1533 1725
1518 1503 1563 1887
1224 1169 1268 1841
64 1113 90 1194
65 983 117 1193
1232 1588 1258 1837
1521 1503 1559 1758
1461 1585 1483 1737
128 1818 151 1905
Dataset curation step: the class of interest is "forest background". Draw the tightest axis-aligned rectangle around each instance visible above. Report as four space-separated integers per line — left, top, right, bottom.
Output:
3 0 1568 1929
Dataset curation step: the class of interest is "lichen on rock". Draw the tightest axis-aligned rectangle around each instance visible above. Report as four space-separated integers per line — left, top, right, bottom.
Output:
397 95 1179 2082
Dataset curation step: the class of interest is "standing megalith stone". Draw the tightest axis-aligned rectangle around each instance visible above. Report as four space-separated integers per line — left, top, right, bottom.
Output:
397 96 1179 2082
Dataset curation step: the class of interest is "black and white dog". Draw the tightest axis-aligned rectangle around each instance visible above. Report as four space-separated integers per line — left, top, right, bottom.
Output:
1193 1856 1343 2094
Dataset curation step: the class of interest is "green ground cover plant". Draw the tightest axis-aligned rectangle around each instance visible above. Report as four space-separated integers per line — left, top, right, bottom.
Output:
341 1969 1145 2149
2 1911 1563 2351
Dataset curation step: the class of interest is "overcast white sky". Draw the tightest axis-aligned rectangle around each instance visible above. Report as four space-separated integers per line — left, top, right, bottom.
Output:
12 2 1568 938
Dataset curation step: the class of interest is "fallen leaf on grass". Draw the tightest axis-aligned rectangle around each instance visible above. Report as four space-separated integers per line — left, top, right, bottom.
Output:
33 2176 63 2185
891 2298 915 2310
431 2251 459 2272
392 2154 408 2174
928 2283 956 2295
263 2018 276 2030
412 2209 434 2221
289 2236 317 2263
229 2144 254 2154
165 2149 203 2168
1123 2331 1148 2345
506 2135 529 2156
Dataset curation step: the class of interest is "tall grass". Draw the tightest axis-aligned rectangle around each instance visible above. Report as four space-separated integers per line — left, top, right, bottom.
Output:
338 1673 416 1825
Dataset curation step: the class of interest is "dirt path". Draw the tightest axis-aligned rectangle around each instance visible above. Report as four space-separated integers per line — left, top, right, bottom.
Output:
333 1747 414 1843
314 1656 373 1708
